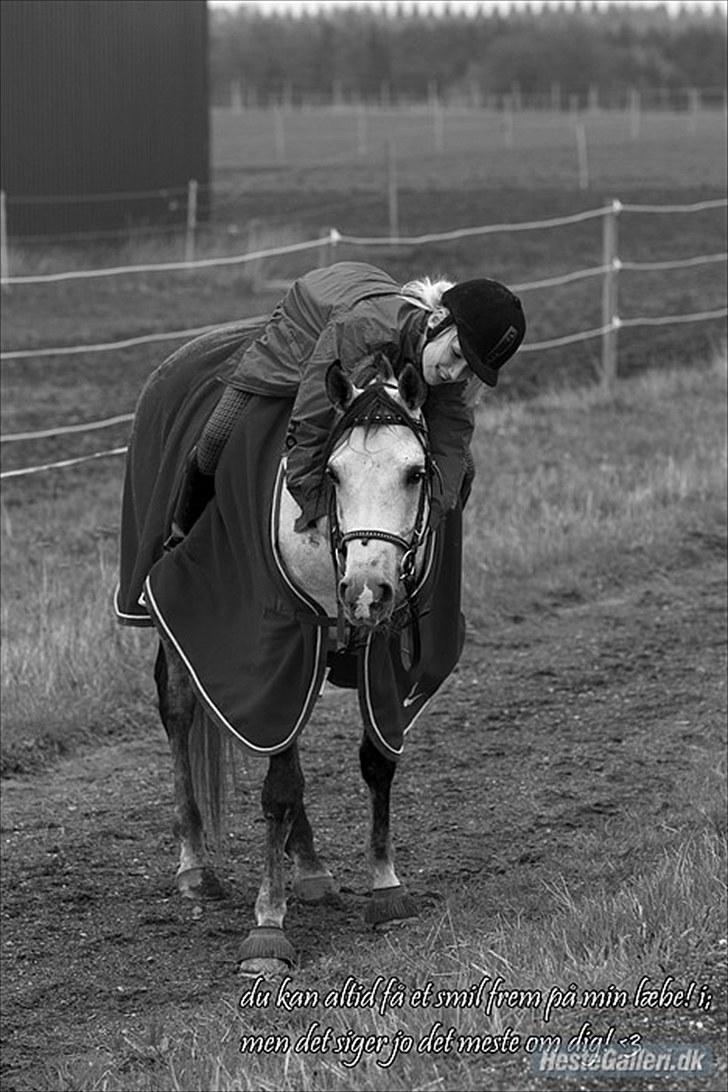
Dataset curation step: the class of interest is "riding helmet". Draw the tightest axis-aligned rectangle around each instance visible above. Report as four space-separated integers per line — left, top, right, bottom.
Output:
441 279 526 386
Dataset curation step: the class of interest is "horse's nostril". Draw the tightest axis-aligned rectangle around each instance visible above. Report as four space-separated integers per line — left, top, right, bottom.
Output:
379 583 393 605
338 579 348 600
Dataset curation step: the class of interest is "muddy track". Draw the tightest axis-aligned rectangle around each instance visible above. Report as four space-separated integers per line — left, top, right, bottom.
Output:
1 542 726 1090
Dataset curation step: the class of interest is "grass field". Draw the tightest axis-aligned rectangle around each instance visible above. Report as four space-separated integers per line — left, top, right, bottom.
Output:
210 105 728 189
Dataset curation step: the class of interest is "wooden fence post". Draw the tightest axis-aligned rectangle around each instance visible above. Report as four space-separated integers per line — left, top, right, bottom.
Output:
185 179 198 264
600 199 621 391
387 139 399 239
318 226 341 268
629 88 641 140
318 228 330 269
247 218 264 292
0 190 8 287
433 96 444 154
503 98 514 148
688 87 700 134
357 102 368 156
575 123 589 190
274 106 286 164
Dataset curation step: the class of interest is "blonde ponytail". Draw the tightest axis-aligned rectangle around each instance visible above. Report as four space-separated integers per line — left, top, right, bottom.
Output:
400 275 454 311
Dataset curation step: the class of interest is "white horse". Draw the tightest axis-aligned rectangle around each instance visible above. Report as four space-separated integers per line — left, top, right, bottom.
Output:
155 355 437 976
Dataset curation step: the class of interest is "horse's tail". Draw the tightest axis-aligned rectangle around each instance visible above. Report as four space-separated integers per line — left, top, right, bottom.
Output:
188 704 238 845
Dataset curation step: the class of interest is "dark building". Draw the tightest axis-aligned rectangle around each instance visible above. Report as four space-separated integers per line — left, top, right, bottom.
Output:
0 0 209 237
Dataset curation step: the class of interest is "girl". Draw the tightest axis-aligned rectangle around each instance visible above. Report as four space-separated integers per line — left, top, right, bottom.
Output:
165 260 525 546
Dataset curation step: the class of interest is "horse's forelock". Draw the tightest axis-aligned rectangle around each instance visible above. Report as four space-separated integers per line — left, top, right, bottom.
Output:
349 354 393 389
320 382 425 482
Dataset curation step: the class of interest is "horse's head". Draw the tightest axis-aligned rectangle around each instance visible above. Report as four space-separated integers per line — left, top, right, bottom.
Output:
324 354 431 629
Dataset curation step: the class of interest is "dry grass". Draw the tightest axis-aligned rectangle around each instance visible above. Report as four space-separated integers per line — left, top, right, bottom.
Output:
47 819 725 1091
463 355 727 618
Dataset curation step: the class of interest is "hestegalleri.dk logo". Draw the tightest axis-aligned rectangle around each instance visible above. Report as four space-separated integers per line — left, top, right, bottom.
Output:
532 1042 715 1078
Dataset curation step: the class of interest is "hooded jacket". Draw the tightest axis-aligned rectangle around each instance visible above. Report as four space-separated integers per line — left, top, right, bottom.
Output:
224 261 475 528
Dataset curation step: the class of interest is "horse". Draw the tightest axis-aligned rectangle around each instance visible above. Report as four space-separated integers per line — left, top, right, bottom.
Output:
117 339 463 977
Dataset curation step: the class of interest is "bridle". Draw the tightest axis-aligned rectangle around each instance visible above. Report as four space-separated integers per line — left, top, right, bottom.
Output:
326 382 435 633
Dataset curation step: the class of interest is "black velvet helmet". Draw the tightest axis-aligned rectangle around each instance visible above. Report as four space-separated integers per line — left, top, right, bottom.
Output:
441 279 526 386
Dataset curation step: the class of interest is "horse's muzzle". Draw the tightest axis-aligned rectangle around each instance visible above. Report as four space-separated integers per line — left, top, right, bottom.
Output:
338 575 396 627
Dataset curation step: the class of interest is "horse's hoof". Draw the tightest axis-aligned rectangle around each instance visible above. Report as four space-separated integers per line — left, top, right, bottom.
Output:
365 884 418 927
176 866 227 901
239 957 292 978
292 874 340 903
238 927 296 977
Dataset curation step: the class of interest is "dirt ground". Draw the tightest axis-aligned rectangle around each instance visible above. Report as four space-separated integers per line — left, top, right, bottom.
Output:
1 536 726 1091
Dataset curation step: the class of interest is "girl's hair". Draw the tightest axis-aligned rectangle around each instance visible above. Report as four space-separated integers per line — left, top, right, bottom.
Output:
400 275 454 311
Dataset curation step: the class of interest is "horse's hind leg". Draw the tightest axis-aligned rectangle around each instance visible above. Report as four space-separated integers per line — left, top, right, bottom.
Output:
154 638 225 901
360 732 418 927
284 745 338 903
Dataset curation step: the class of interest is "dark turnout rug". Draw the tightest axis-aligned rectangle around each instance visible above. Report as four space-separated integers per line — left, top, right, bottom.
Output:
115 326 465 759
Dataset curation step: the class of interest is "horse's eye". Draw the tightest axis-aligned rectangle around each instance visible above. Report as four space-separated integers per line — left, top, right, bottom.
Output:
325 465 340 486
406 466 425 486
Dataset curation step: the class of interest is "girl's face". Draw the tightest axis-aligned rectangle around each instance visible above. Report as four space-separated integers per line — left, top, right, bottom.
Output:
421 326 471 386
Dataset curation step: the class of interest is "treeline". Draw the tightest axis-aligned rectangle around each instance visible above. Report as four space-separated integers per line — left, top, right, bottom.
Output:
209 2 727 108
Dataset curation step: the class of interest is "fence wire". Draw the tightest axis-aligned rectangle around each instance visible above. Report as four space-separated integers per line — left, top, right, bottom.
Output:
2 197 726 479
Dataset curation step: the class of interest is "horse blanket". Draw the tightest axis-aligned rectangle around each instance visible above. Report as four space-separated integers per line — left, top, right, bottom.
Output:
115 326 465 759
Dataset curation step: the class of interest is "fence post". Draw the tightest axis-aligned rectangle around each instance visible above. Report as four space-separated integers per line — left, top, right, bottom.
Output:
273 105 286 164
629 88 641 140
503 98 514 148
387 139 399 239
329 227 340 264
600 199 621 392
318 228 330 268
575 123 589 190
357 101 368 156
185 179 198 264
318 227 340 267
247 218 264 292
688 87 700 134
0 190 8 287
432 96 444 154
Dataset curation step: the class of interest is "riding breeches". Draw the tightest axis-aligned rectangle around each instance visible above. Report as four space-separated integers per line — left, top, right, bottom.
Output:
196 386 253 474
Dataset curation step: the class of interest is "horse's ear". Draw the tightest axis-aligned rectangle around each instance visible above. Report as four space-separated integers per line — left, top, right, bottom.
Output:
325 360 355 410
398 362 427 411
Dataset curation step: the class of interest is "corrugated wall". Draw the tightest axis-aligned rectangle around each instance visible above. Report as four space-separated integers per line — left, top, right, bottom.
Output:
0 0 209 235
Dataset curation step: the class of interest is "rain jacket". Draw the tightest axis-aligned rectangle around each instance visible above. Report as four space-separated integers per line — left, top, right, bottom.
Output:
224 261 475 529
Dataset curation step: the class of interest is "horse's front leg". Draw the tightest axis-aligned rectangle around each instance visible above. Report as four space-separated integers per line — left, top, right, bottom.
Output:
284 746 339 903
238 746 302 976
359 732 418 926
154 639 225 901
